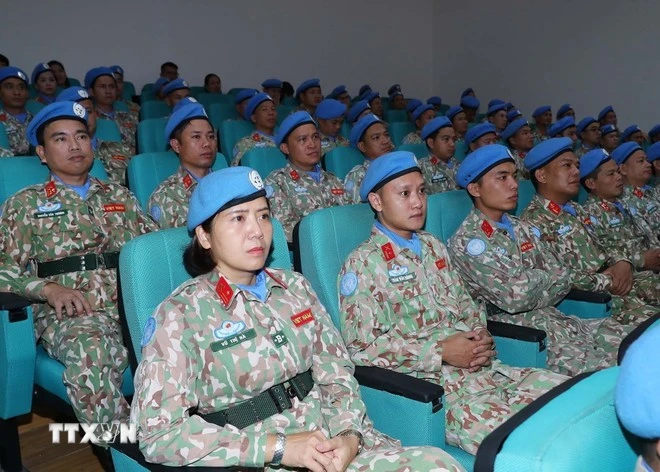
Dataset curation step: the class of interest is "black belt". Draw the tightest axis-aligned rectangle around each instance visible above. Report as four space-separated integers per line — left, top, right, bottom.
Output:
201 370 314 430
485 301 507 317
36 252 120 278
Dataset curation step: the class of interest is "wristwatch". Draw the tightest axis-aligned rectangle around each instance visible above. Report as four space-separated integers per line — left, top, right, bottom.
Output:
271 432 286 466
337 429 364 455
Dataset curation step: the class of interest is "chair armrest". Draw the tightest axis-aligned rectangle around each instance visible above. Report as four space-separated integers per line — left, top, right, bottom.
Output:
0 292 32 318
557 289 612 319
354 365 444 404
563 288 611 304
487 320 546 345
111 443 233 471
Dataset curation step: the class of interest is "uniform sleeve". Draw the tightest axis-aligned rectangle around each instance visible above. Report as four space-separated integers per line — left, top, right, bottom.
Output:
147 185 173 229
443 251 488 332
265 174 298 242
343 167 362 205
0 146 13 157
132 300 268 468
338 253 445 374
98 141 130 186
231 138 246 167
121 187 159 235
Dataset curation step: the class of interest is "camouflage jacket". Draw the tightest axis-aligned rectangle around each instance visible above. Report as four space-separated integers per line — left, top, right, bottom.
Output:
0 110 33 156
231 131 276 166
418 155 460 194
320 132 349 156
95 108 138 155
511 149 530 180
401 131 423 145
620 185 660 241
94 138 131 186
344 160 371 204
148 166 201 229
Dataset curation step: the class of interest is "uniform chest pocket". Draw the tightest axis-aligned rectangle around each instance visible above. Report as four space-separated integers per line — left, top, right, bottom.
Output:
32 206 81 236
384 276 431 332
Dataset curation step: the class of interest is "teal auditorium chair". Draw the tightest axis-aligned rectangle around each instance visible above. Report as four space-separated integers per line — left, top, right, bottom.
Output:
140 83 155 102
122 80 136 101
454 140 468 161
397 143 429 159
139 100 170 120
276 105 296 125
240 147 287 179
385 109 408 123
25 100 45 115
188 86 205 98
96 118 123 143
323 146 363 180
218 119 253 159
388 122 415 146
0 123 10 150
136 117 167 153
209 103 239 132
197 92 232 108
340 120 351 139
127 151 228 210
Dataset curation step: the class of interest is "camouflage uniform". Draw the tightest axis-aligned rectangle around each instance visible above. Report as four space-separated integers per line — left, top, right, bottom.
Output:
131 268 465 471
0 146 12 157
338 227 567 455
447 208 631 376
343 161 371 204
401 131 423 145
511 149 530 180
0 176 157 425
620 185 660 240
264 163 349 241
521 194 659 323
418 155 460 194
231 131 276 166
0 110 33 156
320 132 349 156
531 128 548 145
148 166 202 229
582 194 660 305
93 137 131 186
574 143 595 159
95 108 138 156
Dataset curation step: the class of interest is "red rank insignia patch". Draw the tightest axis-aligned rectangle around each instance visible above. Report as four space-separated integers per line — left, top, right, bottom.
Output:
481 220 494 238
600 201 611 211
183 174 194 189
521 241 534 252
331 188 345 195
291 308 315 327
216 276 234 306
44 181 57 198
111 154 125 161
103 203 126 212
547 201 561 215
290 170 300 181
430 156 439 165
253 133 260 141
633 188 644 198
583 217 592 226
381 242 396 261
435 258 447 270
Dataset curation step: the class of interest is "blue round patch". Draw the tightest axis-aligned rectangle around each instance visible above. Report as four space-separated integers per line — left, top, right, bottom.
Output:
340 272 358 297
531 226 541 239
345 180 355 191
150 205 162 222
466 238 486 256
590 215 599 226
265 184 274 198
141 317 157 347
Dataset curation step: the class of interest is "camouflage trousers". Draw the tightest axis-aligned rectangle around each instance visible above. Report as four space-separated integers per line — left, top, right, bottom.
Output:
444 366 567 455
40 313 130 424
611 290 659 325
491 308 633 376
631 271 660 307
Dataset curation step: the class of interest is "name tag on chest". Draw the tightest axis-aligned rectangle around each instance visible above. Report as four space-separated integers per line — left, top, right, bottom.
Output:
210 328 256 351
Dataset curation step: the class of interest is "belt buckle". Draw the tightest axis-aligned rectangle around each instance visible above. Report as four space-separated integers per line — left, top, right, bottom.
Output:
80 254 88 271
97 253 105 270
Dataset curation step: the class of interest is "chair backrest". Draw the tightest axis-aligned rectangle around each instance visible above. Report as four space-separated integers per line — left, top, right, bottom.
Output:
389 122 416 146
297 203 375 328
454 140 468 162
68 78 82 87
396 143 429 159
209 103 240 132
139 100 170 120
276 105 296 125
0 157 109 205
241 147 287 179
218 119 254 158
514 179 536 216
137 118 168 154
340 121 351 140
126 151 227 209
25 100 45 116
188 86 206 99
0 123 10 150
196 92 232 108
385 109 408 123
577 186 588 205
323 146 364 181
476 367 637 472
119 221 291 364
140 83 155 102
122 81 136 100
424 190 473 243
95 119 123 143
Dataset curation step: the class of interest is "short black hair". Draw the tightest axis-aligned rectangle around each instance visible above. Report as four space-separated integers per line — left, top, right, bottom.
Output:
424 129 440 151
204 73 220 87
160 62 178 71
580 168 601 193
0 54 8 66
281 81 294 98
529 168 540 190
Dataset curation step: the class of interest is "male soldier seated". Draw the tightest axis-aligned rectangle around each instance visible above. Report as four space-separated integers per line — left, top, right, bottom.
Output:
364 91 384 120
446 106 469 143
261 78 282 106
295 78 322 115
347 100 371 125
231 92 276 166
520 138 658 327
0 102 157 430
501 118 534 180
447 145 633 376
0 66 33 156
486 103 508 134
598 105 617 127
531 105 552 143
649 143 660 186
556 103 575 121
579 148 660 305
327 84 351 109
233 89 258 121
465 123 498 153
338 151 567 454
344 114 394 203
162 78 191 108
402 104 435 145
264 111 349 242
600 124 620 154
160 61 179 81
110 65 140 120
575 116 601 158
459 95 479 123
315 98 349 156
548 116 578 144
620 125 645 146
418 116 460 194
149 103 216 229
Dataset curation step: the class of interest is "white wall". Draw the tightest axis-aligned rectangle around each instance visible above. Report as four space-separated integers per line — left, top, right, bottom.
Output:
0 0 434 99
433 0 660 129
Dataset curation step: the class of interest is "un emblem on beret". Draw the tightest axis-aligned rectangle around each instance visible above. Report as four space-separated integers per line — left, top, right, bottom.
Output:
73 103 86 118
78 89 89 98
182 80 188 87
42 63 50 69
17 71 26 80
249 170 263 190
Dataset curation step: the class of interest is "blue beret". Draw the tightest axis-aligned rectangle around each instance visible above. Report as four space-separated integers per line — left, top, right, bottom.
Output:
275 111 316 146
365 91 380 104
406 99 423 113
501 118 530 143
427 96 442 106
612 142 642 165
548 116 576 137
615 325 660 439
389 90 404 100
350 114 382 148
507 109 523 122
446 106 464 121
411 104 434 121
31 63 52 84
620 124 642 143
234 88 258 105
461 87 474 97
315 98 347 120
579 149 611 179
360 151 420 202
456 144 514 188
505 102 515 111
328 85 347 99
488 99 505 109
576 116 597 135
556 103 573 119
244 92 273 121
261 78 282 89
0 66 29 85
646 142 660 162
296 78 321 97
460 95 480 109
387 84 401 96
110 65 124 76
648 124 660 140
165 103 208 141
532 105 551 118
598 105 614 121
84 67 114 89
359 84 372 96
187 166 266 233
162 78 190 96
153 77 170 94
421 116 452 141
172 97 200 113
487 103 507 116
26 101 88 147
347 100 371 124
600 124 617 136
56 86 90 103
465 123 497 145
524 137 574 172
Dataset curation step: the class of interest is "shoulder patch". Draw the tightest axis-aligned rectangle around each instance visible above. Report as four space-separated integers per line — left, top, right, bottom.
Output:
265 184 274 198
466 238 486 256
345 180 354 191
340 272 358 297
531 225 541 239
141 317 157 347
150 205 162 222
